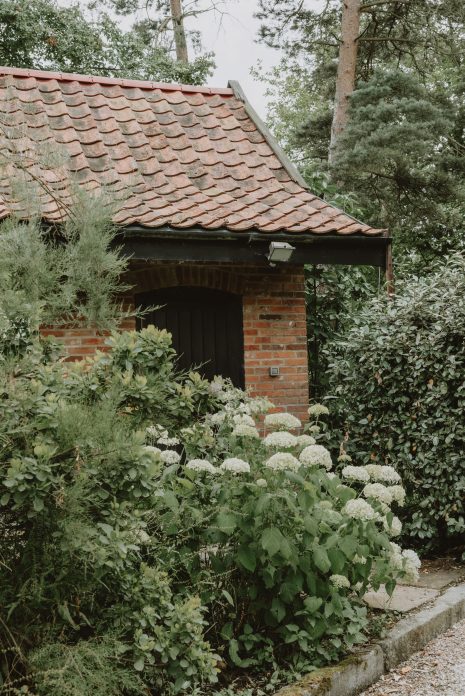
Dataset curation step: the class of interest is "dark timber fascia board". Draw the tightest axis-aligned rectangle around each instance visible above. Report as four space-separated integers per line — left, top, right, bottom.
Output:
120 229 390 268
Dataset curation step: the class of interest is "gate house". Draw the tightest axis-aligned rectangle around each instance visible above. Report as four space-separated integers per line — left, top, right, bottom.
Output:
0 66 390 421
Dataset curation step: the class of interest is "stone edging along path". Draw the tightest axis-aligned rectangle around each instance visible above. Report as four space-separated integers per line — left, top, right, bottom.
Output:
274 582 465 696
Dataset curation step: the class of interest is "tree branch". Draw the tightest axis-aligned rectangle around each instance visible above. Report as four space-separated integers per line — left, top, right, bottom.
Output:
360 0 409 11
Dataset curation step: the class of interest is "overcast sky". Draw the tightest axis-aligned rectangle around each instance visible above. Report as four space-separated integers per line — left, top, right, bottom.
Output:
187 0 280 119
188 0 324 118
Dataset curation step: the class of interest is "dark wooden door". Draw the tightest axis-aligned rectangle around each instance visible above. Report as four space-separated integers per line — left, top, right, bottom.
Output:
136 287 245 388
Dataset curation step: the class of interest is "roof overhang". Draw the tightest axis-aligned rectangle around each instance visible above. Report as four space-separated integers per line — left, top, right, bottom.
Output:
120 226 391 268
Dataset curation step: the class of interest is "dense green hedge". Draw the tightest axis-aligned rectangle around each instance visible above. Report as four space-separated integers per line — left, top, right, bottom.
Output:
327 255 465 552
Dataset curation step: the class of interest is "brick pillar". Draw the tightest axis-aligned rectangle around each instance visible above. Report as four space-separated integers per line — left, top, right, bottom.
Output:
242 267 309 423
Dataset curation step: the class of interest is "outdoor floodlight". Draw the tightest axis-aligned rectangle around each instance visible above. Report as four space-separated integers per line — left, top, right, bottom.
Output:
267 241 296 264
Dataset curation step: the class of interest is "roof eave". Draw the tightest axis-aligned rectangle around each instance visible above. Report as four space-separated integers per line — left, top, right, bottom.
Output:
120 227 391 268
122 224 389 241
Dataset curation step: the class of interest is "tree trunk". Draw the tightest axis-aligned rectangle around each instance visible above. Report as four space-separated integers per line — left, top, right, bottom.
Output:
170 0 189 63
329 0 361 164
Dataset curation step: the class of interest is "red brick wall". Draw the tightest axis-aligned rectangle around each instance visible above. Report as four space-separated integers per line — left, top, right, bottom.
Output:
43 262 309 421
242 269 309 422
41 320 136 360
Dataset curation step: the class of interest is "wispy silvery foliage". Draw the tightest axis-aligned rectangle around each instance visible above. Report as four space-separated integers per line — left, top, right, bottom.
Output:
0 140 131 351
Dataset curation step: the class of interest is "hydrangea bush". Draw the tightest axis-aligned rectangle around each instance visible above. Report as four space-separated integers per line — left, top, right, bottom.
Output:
150 400 420 673
0 325 419 694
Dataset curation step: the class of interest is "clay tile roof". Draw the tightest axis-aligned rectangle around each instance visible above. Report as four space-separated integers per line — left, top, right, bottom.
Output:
0 66 386 237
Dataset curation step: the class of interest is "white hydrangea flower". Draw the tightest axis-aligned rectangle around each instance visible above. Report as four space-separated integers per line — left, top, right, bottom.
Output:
365 464 401 483
326 472 336 480
338 453 352 463
265 452 301 472
263 431 298 448
256 478 268 488
157 436 180 446
379 466 401 483
232 424 260 438
383 515 402 537
146 424 168 439
364 464 383 479
248 397 274 414
322 509 343 526
388 485 406 506
343 498 378 521
363 482 393 505
160 449 181 465
330 574 350 589
129 526 151 545
353 554 367 564
402 549 421 582
299 444 333 470
342 465 370 483
309 424 320 434
402 548 421 566
237 403 252 415
308 403 329 417
296 434 316 448
186 459 217 474
232 413 256 427
209 377 225 395
264 412 302 431
389 544 404 571
219 388 239 403
210 411 227 426
180 426 195 437
220 458 251 474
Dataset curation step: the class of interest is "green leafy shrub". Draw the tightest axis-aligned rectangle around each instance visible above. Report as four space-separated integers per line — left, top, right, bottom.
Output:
326 255 465 552
0 325 419 694
0 327 221 695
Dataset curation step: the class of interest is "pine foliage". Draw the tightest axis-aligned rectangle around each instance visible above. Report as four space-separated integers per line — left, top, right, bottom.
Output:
333 69 463 253
0 196 129 342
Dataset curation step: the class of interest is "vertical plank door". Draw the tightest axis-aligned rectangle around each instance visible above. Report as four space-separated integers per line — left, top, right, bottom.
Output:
136 287 245 388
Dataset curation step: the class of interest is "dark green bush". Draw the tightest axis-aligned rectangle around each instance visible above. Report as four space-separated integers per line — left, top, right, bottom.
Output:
0 327 221 695
326 255 465 552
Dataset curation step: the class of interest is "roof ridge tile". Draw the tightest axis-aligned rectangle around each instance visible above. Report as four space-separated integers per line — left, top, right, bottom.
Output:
0 65 234 96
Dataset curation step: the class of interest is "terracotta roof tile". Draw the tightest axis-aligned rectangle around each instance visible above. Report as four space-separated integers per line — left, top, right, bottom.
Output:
0 66 386 236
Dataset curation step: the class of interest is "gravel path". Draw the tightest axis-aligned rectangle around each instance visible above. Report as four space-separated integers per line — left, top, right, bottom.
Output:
360 618 465 696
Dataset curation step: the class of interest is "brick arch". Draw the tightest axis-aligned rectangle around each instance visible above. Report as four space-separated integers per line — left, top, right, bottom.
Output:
128 263 245 296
